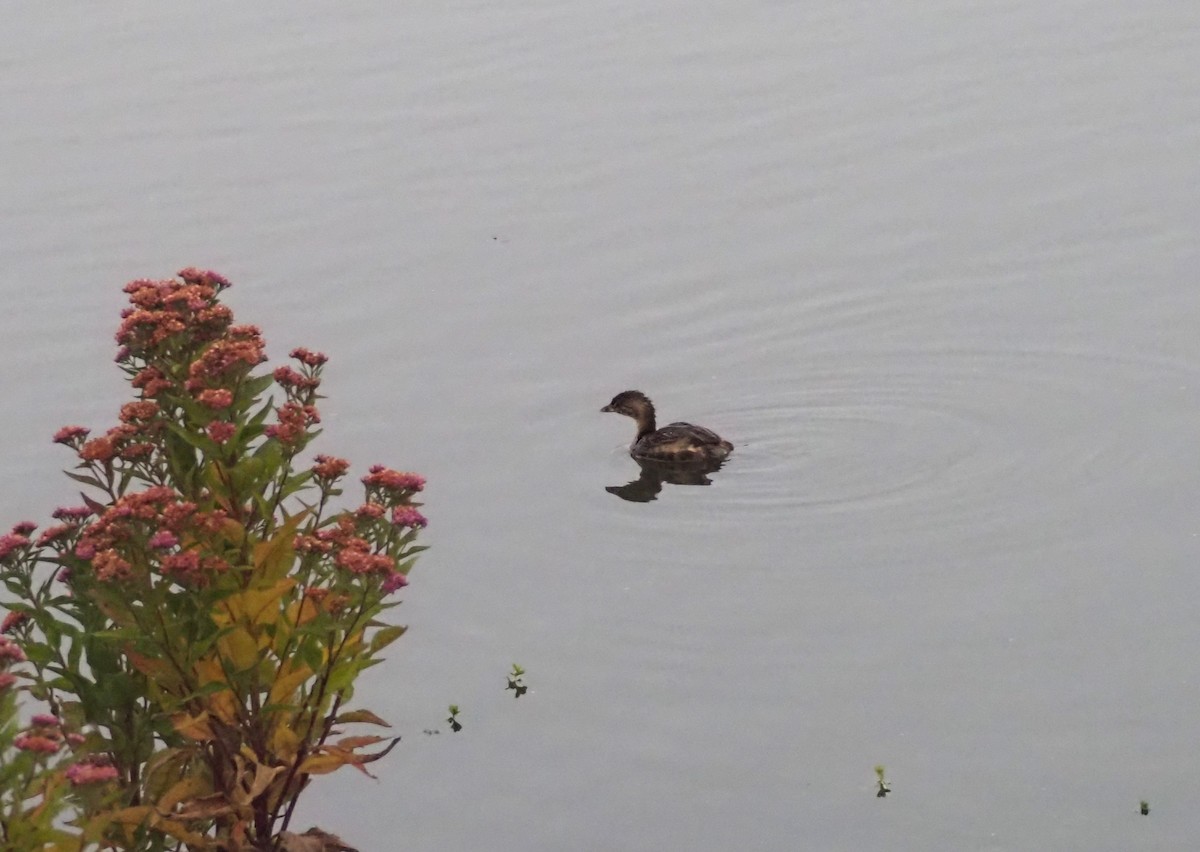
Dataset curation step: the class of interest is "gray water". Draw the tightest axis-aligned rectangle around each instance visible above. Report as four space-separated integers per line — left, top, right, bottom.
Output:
3 2 1200 849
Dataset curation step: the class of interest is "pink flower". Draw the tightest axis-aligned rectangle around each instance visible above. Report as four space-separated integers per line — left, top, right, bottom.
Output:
31 714 60 727
0 637 26 662
0 534 30 561
66 762 119 786
391 507 428 529
382 572 409 594
265 402 317 446
92 550 132 582
177 267 231 289
11 522 37 537
197 388 234 409
148 530 178 549
119 401 160 423
0 672 16 690
52 506 93 523
207 421 236 443
53 425 90 445
312 455 349 480
161 551 203 584
362 465 425 494
273 365 318 390
37 524 73 546
289 347 328 367
66 733 86 745
294 535 333 555
355 502 386 520
13 734 60 753
79 437 117 462
1 610 28 634
74 542 96 560
132 366 173 397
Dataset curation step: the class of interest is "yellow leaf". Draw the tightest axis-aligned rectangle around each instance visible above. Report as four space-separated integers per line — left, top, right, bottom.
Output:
171 793 235 823
194 657 240 724
156 775 212 813
253 514 305 583
297 753 347 775
294 597 318 624
217 626 261 672
270 722 301 761
269 662 313 706
241 578 297 625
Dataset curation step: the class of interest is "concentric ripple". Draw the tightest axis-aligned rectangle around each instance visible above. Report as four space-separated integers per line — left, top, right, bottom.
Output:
692 347 1200 537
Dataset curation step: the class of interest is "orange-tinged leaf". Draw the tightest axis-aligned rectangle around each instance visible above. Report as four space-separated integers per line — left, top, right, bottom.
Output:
336 735 388 750
334 709 391 727
233 763 285 806
170 711 215 741
220 516 248 543
125 649 183 692
194 656 225 684
172 793 235 822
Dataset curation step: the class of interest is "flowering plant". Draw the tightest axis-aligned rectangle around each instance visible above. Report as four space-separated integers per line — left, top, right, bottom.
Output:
0 269 426 851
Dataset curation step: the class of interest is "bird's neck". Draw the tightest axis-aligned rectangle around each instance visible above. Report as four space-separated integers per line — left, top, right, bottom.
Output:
634 409 656 439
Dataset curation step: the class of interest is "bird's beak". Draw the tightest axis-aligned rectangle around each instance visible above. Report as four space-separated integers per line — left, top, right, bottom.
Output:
600 404 614 413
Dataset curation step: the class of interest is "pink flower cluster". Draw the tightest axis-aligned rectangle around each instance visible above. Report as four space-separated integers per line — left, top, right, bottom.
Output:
6 694 70 754
71 414 161 465
52 425 90 447
289 347 328 367
1 610 28 634
312 455 350 481
265 402 320 447
72 487 229 587
273 366 320 392
0 635 25 664
294 511 410 595
117 271 231 356
362 466 425 498
391 506 428 529
36 505 94 548
0 529 31 562
114 274 269 440
66 757 119 786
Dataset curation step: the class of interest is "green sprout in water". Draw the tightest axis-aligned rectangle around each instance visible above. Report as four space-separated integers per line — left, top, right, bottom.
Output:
506 663 528 698
447 704 463 733
874 765 891 798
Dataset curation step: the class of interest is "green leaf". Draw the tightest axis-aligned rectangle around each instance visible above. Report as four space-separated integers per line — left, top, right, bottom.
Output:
63 471 105 490
369 625 407 655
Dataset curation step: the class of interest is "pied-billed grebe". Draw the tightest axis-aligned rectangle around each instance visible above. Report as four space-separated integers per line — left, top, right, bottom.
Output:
601 390 733 463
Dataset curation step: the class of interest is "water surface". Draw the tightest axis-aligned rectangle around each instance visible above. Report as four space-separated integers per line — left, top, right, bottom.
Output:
2 2 1199 849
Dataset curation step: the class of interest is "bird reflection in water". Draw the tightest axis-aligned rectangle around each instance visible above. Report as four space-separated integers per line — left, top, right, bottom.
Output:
606 457 728 503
